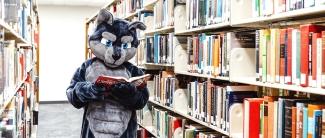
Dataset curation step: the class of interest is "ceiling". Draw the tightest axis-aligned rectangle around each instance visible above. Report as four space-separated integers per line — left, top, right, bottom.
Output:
38 0 110 7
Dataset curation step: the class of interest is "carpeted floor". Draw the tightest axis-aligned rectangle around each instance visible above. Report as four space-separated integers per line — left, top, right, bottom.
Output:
37 102 84 138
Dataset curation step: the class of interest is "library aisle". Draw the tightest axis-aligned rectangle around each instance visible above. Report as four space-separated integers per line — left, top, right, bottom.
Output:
3 0 325 138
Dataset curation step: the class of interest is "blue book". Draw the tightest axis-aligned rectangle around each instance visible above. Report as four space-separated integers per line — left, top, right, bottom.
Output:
216 0 222 21
225 86 257 131
303 107 308 138
153 33 159 63
314 110 322 138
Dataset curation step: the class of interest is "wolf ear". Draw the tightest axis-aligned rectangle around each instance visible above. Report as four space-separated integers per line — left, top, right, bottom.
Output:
128 21 146 30
96 9 114 25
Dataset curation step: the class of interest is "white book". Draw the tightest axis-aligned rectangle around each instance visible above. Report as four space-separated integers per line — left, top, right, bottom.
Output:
304 0 315 8
216 87 222 128
273 101 278 138
317 38 322 88
292 29 297 85
316 0 325 6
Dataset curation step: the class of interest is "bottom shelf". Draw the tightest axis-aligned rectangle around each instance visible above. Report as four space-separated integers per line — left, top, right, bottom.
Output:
137 122 158 138
148 99 230 136
31 125 38 138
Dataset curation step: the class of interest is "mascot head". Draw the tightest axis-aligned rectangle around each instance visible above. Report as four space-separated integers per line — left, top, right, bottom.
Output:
89 9 146 68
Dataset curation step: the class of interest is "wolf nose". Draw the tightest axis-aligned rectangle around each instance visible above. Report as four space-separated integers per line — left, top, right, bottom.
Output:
112 54 121 60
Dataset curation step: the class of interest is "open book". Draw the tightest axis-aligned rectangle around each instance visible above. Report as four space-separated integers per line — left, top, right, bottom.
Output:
95 74 151 88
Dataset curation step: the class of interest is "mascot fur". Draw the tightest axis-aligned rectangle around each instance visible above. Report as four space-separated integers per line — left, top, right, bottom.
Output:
66 9 149 138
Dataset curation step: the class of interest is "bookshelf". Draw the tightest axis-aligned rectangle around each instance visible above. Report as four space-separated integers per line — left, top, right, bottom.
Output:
145 26 174 35
231 78 325 95
86 0 325 137
174 22 231 35
0 0 40 137
0 20 29 44
231 5 325 27
175 70 229 81
148 99 230 136
137 122 158 137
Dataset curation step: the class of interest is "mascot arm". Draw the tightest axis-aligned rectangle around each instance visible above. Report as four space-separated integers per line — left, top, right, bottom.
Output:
66 61 105 109
110 66 149 110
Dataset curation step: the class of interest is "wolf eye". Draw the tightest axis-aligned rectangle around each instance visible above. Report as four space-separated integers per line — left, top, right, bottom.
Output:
106 40 112 47
122 43 128 49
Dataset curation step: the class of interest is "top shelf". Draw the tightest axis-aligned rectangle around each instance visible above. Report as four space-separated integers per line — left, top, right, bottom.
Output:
86 0 120 24
0 20 30 44
232 5 325 27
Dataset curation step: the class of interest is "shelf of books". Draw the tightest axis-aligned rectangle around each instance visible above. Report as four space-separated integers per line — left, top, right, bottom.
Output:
145 26 174 35
0 0 40 137
86 0 325 137
175 70 229 81
137 122 158 138
231 5 325 27
148 99 230 136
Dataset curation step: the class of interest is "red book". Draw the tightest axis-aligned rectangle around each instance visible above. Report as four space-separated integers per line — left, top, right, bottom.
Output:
322 31 325 88
280 29 286 84
300 25 325 87
312 33 321 87
244 98 264 138
286 28 293 84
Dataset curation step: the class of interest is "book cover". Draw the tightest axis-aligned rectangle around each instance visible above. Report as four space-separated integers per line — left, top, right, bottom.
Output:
297 102 308 138
312 33 321 87
300 25 325 87
244 98 264 138
315 110 322 138
321 109 325 138
280 29 286 84
308 104 325 138
286 28 293 84
95 74 151 88
321 31 325 88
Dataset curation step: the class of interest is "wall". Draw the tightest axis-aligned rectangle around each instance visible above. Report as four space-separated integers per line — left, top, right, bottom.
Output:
39 5 99 101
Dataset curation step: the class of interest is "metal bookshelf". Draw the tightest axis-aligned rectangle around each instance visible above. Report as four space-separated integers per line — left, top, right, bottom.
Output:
0 20 30 44
175 70 229 81
137 122 158 138
231 5 325 27
174 22 231 35
231 78 325 95
148 99 230 136
145 26 174 35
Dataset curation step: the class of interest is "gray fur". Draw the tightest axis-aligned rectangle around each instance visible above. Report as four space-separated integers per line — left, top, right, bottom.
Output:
121 36 133 43
102 32 116 42
125 47 136 61
97 9 113 25
104 47 126 68
85 60 132 138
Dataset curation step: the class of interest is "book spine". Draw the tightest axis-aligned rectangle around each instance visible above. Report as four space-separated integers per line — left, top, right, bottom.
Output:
322 31 325 88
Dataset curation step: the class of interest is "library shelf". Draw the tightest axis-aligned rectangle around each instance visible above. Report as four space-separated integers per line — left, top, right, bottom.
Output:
231 5 325 27
0 68 32 116
123 11 139 20
148 99 230 136
143 0 158 11
31 125 38 138
145 26 174 35
174 70 229 81
86 0 120 23
231 78 325 95
174 22 231 35
144 63 174 67
137 122 158 138
0 20 29 44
